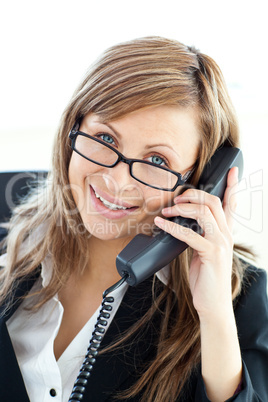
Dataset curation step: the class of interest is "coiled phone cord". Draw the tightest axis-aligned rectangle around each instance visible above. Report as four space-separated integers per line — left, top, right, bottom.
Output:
68 273 129 402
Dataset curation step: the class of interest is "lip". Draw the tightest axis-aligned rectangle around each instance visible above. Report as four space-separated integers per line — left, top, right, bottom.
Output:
90 185 139 219
91 185 136 208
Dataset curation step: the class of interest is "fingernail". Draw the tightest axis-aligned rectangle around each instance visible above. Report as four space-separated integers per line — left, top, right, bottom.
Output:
174 196 181 203
154 216 164 225
162 207 169 213
234 166 239 178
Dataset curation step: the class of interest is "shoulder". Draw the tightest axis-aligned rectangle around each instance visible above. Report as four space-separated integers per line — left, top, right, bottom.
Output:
236 262 267 307
234 261 268 346
232 262 268 400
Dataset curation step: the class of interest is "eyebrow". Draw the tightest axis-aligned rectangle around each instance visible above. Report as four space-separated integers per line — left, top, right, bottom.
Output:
100 122 180 157
105 122 122 139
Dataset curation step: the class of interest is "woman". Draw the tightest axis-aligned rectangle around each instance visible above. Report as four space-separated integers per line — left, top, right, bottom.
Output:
0 36 267 402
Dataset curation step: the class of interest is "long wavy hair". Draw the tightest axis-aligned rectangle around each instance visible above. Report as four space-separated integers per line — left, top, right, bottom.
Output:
0 36 253 401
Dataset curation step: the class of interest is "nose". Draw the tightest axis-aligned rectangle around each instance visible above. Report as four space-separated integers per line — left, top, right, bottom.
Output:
103 161 139 196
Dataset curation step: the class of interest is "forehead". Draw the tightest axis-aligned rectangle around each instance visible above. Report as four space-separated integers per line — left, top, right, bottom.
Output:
84 105 200 144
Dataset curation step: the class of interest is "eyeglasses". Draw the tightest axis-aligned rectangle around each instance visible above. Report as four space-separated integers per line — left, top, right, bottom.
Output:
69 122 193 191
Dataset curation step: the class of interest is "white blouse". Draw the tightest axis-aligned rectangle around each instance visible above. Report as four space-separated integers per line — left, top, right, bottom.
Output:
4 252 128 402
0 251 169 402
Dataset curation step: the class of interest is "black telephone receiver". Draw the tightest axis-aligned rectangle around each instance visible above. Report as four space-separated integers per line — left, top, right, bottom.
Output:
116 146 243 286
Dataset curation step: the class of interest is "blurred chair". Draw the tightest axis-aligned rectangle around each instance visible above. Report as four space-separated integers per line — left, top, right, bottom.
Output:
0 171 48 223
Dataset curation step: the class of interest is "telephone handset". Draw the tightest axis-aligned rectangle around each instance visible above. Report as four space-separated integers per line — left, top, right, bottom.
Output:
116 146 243 286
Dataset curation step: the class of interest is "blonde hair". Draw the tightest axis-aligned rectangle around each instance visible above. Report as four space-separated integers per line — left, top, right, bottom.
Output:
0 36 252 401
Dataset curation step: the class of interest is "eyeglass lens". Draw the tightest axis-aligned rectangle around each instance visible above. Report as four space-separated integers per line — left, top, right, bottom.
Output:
74 134 178 190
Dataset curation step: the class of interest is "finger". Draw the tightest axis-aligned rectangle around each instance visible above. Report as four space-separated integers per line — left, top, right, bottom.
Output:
222 166 239 231
173 188 229 235
154 216 209 253
161 202 221 241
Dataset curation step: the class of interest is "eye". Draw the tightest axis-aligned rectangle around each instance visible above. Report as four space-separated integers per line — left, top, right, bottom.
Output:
147 154 169 167
97 133 116 145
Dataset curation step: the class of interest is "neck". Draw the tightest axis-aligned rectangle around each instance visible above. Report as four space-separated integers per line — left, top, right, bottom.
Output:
78 235 132 292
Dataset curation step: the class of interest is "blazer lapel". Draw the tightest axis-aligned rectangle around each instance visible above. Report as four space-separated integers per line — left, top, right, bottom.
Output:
82 277 162 402
0 321 30 402
0 267 41 402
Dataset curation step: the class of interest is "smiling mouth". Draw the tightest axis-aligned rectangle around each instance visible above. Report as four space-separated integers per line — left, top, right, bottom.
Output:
91 186 138 211
95 191 128 210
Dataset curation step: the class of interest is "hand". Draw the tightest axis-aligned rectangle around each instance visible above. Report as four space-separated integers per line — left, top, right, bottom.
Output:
155 167 243 401
154 167 239 321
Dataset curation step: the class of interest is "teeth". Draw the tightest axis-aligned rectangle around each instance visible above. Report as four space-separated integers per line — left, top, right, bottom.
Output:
94 190 128 210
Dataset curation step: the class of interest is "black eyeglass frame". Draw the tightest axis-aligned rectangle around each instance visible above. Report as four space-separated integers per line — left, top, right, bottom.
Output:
69 123 193 191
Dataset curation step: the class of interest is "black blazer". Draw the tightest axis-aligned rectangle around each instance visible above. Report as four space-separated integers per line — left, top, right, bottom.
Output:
0 261 268 401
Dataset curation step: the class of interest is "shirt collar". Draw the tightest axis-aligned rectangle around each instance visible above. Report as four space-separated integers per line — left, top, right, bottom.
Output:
40 254 53 288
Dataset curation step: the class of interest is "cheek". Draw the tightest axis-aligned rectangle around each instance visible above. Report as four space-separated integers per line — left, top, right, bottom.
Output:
68 153 93 209
67 155 83 212
69 153 87 182
68 153 101 187
69 153 80 179
142 188 174 216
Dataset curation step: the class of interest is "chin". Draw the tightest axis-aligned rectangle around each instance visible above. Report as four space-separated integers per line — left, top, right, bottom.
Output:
82 216 154 242
81 219 127 241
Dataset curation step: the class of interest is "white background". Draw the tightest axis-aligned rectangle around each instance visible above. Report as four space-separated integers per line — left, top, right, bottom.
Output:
0 0 267 269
